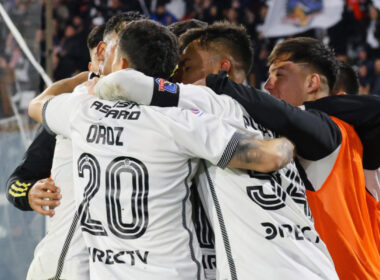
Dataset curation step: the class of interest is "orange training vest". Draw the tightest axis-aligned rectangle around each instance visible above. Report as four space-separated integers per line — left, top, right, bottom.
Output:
306 117 380 280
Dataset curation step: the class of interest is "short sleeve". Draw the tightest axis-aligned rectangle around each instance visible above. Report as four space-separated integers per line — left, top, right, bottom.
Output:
165 108 240 168
42 93 82 138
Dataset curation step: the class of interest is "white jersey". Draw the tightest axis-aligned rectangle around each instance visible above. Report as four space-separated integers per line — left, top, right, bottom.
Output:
95 69 339 280
365 168 380 201
42 91 240 280
27 85 89 280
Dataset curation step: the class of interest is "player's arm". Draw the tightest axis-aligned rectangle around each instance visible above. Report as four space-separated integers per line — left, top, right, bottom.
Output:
205 72 342 161
227 134 294 172
6 126 60 216
304 95 380 169
29 71 88 123
168 109 294 173
94 69 251 125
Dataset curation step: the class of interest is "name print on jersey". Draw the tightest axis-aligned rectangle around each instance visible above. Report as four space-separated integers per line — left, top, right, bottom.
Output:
86 125 124 146
89 247 149 266
90 100 141 120
243 115 277 138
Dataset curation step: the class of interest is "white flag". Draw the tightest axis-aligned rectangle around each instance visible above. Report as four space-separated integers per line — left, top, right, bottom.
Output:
262 0 344 38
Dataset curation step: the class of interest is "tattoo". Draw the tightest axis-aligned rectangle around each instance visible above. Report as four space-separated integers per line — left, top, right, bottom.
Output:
233 133 294 171
234 134 263 164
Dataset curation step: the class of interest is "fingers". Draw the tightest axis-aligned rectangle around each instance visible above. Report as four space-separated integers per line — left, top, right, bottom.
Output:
35 197 61 208
34 205 56 217
28 178 62 217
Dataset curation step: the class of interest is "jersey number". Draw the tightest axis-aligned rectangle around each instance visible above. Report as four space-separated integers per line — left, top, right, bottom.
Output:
77 153 149 239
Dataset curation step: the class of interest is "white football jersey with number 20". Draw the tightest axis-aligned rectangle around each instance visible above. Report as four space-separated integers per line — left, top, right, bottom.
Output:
42 90 241 280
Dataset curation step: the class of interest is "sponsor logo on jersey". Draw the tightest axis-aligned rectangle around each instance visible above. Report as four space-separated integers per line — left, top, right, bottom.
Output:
155 78 178 94
90 101 141 120
89 247 149 266
261 222 320 243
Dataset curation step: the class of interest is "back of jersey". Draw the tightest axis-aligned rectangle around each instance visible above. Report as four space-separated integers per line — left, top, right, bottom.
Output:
43 93 239 280
176 84 339 280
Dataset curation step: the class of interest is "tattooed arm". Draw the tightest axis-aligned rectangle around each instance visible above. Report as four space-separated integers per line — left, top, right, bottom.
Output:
227 134 294 172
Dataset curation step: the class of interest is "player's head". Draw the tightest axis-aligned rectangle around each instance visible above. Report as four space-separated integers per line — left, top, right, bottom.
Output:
87 24 105 74
264 37 338 106
97 11 145 75
111 19 179 79
168 19 208 38
332 61 359 95
175 21 253 84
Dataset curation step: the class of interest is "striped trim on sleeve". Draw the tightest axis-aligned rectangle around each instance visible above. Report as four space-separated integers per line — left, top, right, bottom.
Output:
42 98 56 135
217 132 241 169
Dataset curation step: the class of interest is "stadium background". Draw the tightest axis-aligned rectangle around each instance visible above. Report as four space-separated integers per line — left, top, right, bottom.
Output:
0 0 378 279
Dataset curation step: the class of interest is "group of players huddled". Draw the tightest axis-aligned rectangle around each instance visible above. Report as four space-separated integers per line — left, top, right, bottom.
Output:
6 10 380 280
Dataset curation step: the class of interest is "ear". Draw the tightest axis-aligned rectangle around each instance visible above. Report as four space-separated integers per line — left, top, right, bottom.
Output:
220 59 231 72
96 41 107 62
88 62 92 72
305 73 320 93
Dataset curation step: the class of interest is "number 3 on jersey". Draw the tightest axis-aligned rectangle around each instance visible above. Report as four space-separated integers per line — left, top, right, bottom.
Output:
77 153 149 239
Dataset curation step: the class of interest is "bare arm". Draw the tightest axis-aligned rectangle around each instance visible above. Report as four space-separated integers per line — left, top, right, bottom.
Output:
28 71 88 123
227 135 294 173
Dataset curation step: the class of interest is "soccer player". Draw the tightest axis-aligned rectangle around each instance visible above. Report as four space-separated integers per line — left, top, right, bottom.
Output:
7 28 99 280
25 24 107 280
311 59 380 253
7 12 144 280
173 21 252 85
93 23 339 279
168 19 208 38
202 37 380 280
167 18 215 279
28 19 294 280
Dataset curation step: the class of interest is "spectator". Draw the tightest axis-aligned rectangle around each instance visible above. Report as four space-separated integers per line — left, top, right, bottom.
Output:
151 1 178 25
370 58 380 96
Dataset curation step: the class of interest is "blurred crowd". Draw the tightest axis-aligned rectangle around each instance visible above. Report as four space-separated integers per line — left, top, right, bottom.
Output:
1 0 380 120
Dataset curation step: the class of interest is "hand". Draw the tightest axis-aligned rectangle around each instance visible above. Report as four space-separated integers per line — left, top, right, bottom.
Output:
28 178 61 217
85 77 99 95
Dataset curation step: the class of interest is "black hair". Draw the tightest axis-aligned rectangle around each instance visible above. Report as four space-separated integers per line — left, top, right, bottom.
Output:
268 37 338 91
179 21 253 74
168 19 208 38
332 61 359 95
87 24 106 50
103 11 145 38
118 19 179 79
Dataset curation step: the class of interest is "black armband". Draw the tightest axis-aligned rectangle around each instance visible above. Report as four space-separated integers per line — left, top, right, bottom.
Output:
150 78 180 107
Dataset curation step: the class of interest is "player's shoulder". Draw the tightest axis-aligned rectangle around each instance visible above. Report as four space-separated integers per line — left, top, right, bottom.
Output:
144 105 210 124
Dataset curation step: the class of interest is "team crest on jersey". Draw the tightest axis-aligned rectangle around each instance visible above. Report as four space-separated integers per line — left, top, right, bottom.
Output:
155 78 178 94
